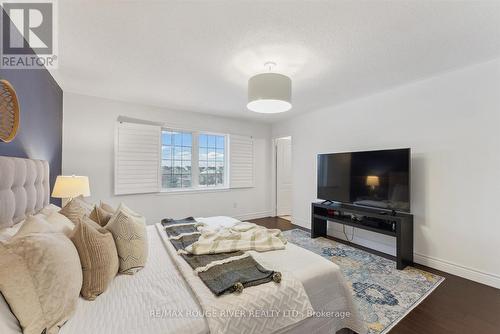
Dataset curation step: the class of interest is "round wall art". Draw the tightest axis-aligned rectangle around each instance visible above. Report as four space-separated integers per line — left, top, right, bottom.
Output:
0 79 20 143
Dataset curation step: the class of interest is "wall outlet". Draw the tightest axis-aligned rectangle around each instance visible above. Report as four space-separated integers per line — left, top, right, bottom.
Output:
233 202 238 208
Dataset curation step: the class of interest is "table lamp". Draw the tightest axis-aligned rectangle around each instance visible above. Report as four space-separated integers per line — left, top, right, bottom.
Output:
52 175 91 206
366 175 380 190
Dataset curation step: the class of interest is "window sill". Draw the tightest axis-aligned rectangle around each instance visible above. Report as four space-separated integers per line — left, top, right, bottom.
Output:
157 186 230 196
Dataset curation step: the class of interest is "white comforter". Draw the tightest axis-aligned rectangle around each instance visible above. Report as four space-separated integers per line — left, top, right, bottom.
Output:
1 217 366 334
60 226 208 334
157 223 314 334
159 217 366 334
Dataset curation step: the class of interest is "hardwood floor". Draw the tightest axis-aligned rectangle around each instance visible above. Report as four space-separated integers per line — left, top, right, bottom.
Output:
250 216 500 334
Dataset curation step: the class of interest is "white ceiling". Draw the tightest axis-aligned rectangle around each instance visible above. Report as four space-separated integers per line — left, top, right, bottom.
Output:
54 0 500 123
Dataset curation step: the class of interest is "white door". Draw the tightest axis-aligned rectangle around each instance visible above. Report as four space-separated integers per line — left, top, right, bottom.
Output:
276 137 292 217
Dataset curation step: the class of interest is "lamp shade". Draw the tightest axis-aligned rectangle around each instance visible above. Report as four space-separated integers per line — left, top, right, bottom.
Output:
52 175 90 198
247 73 292 113
366 176 380 187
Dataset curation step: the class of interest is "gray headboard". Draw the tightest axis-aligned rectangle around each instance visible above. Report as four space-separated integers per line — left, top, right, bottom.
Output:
0 156 50 228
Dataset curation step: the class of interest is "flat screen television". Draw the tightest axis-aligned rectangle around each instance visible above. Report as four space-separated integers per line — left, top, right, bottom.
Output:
317 148 410 212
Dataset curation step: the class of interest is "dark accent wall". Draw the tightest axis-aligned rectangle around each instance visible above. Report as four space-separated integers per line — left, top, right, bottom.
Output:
0 63 63 206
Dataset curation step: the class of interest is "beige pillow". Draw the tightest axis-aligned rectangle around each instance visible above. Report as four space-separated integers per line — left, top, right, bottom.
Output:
45 211 75 236
59 196 93 224
89 206 112 227
117 203 146 224
14 214 59 236
106 204 148 274
71 216 119 300
0 216 82 334
38 204 62 216
100 201 115 214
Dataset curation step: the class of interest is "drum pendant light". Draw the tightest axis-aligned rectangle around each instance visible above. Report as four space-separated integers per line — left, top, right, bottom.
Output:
247 62 292 114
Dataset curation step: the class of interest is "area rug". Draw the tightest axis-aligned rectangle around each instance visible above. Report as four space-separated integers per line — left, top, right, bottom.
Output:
282 229 444 334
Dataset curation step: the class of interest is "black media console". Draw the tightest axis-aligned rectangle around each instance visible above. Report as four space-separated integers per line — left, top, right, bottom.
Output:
311 202 413 270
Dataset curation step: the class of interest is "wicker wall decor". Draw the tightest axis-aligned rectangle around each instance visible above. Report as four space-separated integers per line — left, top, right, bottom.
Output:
0 79 20 143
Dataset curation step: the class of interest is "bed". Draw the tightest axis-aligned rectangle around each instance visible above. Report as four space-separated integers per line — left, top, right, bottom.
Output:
0 156 366 334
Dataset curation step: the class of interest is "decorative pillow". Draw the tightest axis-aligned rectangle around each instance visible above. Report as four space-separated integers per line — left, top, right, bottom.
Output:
0 214 51 242
71 216 119 300
59 196 92 224
0 292 21 334
38 204 62 216
105 204 148 274
13 214 59 236
0 216 82 334
99 201 115 214
89 206 113 227
45 211 75 236
0 224 22 242
37 204 61 216
117 203 146 224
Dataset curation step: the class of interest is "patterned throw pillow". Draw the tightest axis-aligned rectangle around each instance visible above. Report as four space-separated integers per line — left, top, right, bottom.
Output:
59 196 93 224
89 206 113 227
105 204 148 274
70 216 119 301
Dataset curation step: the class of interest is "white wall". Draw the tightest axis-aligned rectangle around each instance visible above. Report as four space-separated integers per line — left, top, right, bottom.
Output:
272 58 500 288
63 93 273 223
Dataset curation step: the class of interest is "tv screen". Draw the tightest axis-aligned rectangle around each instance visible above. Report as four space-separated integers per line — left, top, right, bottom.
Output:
317 148 410 212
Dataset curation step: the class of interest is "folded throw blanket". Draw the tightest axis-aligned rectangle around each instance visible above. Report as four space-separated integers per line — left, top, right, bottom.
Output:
186 221 288 255
161 218 281 296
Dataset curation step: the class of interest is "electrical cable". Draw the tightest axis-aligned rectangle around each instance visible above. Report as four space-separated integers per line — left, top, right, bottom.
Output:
343 224 355 241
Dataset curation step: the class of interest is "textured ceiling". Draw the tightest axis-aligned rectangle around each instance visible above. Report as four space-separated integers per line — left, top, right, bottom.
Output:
54 0 500 123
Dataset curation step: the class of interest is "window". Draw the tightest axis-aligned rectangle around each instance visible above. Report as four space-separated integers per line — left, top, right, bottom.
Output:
161 130 227 191
115 120 254 195
199 134 225 187
161 130 192 189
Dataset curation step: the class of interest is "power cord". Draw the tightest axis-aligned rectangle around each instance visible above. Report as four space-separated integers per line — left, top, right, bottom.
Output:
343 225 355 241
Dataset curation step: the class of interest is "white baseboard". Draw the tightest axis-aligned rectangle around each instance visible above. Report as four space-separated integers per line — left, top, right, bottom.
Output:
294 216 500 290
292 217 311 229
413 253 500 289
234 211 273 221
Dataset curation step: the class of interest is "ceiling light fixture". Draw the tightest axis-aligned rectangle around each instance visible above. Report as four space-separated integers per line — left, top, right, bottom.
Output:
247 62 292 114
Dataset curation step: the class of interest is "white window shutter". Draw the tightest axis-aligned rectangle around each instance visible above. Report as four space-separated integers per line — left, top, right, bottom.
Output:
229 135 254 188
115 122 161 195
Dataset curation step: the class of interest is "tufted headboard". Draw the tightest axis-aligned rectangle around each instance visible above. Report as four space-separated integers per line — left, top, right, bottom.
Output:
0 156 50 228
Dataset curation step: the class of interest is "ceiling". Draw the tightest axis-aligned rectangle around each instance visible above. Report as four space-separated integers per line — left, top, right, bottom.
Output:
54 0 500 123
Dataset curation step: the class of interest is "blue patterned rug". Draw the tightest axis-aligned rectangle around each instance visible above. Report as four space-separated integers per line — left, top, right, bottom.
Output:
282 229 444 334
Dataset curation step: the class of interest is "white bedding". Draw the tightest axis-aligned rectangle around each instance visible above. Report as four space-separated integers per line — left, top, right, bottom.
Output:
1 217 365 334
60 226 208 334
160 218 366 334
197 217 365 333
251 243 365 334
157 223 314 334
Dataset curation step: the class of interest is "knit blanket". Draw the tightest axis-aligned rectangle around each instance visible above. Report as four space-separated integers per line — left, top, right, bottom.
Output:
156 222 314 334
186 221 287 255
161 218 281 295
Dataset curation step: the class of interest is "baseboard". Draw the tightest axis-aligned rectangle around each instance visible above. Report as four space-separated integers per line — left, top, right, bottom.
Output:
294 216 500 290
292 217 311 229
234 211 273 221
414 253 500 289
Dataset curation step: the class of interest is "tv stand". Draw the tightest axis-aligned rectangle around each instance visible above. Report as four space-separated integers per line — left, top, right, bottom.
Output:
311 202 413 270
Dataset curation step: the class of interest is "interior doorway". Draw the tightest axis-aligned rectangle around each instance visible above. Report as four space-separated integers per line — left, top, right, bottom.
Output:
275 137 292 221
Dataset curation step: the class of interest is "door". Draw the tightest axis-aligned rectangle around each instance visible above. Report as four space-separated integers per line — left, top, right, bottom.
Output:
276 137 292 217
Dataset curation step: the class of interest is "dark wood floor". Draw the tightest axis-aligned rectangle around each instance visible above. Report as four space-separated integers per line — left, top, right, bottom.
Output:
250 217 500 334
